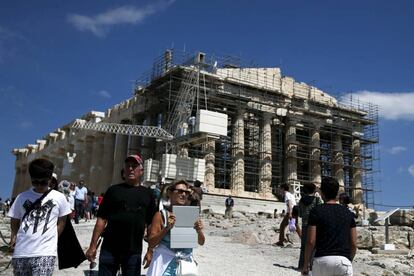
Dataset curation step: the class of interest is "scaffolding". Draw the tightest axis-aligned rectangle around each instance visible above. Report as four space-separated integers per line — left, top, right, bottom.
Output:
133 49 379 206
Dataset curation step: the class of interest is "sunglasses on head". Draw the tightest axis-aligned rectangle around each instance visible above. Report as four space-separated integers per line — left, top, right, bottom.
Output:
172 188 191 195
32 178 50 186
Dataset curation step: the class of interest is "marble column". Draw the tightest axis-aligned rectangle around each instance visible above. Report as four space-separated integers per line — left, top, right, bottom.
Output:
72 139 85 182
111 133 128 185
79 136 94 185
258 114 272 197
352 139 363 203
285 118 298 187
51 148 66 180
310 126 321 187
101 133 116 191
333 134 345 192
89 134 104 193
12 149 28 197
203 140 215 191
230 111 245 195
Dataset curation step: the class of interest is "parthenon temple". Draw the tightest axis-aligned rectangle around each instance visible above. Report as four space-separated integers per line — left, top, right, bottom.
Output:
11 50 379 206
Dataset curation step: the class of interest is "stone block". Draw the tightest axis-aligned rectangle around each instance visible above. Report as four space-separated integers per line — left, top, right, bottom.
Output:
357 227 373 249
390 209 414 227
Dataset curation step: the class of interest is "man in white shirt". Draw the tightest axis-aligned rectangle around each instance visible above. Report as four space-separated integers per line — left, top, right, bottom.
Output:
74 179 88 224
8 158 71 276
275 183 301 246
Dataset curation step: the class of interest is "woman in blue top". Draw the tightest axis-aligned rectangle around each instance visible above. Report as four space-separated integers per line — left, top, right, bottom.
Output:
144 180 205 276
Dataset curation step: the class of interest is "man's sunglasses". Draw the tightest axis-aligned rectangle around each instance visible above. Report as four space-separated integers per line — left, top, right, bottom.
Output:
32 178 50 186
172 188 191 195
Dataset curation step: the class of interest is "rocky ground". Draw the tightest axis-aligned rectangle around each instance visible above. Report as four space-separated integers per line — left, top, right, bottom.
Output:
0 212 413 276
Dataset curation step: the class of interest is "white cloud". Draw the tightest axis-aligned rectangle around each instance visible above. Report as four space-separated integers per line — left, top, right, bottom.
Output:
388 146 407 155
67 1 175 37
408 165 414 177
98 90 111 98
341 91 414 120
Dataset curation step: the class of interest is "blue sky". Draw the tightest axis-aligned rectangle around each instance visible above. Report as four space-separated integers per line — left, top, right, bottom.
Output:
1 0 413 210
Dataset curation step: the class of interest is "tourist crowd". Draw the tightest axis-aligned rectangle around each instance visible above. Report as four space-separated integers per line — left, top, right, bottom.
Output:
6 154 358 276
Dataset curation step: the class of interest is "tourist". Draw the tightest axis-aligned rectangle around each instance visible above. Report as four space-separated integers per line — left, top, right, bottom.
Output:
339 192 358 219
297 183 323 271
276 183 301 247
74 179 88 224
193 180 204 200
52 177 86 270
85 154 156 275
224 195 234 219
84 190 94 222
302 177 357 276
144 180 205 275
8 158 71 275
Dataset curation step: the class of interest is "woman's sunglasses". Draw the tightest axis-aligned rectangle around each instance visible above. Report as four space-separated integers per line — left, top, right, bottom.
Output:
172 188 191 196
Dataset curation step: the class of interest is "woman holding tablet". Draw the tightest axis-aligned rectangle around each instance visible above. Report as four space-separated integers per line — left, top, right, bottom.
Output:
144 180 205 276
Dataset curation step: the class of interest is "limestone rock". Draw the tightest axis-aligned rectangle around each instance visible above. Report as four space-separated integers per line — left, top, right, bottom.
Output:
357 227 373 249
390 209 414 227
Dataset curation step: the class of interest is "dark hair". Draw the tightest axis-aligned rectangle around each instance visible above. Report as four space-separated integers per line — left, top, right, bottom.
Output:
302 183 316 195
280 183 289 192
194 180 202 187
50 177 58 190
168 179 189 192
29 158 54 179
188 187 201 207
320 177 339 201
339 193 351 205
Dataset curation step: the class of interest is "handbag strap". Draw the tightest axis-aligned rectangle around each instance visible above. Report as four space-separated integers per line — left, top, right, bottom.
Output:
22 189 53 221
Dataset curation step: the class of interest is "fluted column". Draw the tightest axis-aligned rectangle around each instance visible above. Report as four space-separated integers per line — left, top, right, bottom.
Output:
20 163 30 194
72 139 85 182
51 149 65 180
12 149 28 197
352 139 363 203
285 118 298 186
203 141 215 191
310 125 321 187
79 136 94 185
333 134 345 191
259 114 272 197
89 134 104 193
101 133 115 191
111 133 128 185
230 111 244 195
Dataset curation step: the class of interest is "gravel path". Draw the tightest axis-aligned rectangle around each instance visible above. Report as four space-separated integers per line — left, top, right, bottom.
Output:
1 217 413 275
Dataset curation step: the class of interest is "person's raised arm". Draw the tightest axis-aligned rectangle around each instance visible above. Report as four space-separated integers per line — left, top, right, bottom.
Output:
85 217 107 262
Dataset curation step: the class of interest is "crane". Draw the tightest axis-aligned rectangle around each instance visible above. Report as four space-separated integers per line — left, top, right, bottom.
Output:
70 51 228 185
